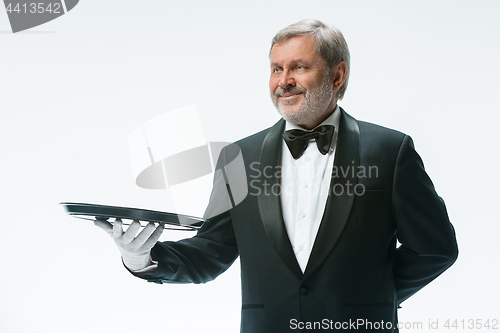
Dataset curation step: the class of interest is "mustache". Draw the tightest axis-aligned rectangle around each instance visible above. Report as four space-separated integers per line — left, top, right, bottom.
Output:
274 86 307 97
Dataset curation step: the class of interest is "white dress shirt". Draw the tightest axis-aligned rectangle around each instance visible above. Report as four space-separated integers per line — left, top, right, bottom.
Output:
280 105 340 273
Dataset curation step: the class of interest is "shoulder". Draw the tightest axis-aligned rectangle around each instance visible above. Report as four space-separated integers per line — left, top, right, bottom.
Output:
355 118 409 154
216 121 280 166
340 107 407 145
341 110 410 157
357 120 406 143
232 119 282 154
235 126 273 148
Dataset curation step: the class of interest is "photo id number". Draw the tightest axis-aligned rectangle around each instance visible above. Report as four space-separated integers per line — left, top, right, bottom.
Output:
6 2 62 14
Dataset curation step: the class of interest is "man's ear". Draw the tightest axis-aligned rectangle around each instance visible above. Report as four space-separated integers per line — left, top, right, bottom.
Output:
331 61 347 93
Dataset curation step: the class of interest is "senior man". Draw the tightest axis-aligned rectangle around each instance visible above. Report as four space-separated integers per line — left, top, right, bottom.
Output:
95 19 458 332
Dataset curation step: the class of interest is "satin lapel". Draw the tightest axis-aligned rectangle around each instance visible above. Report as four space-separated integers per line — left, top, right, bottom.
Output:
257 119 303 278
303 109 360 280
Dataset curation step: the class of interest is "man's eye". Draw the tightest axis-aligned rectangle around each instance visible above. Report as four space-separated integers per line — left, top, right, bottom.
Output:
297 66 305 70
272 68 282 73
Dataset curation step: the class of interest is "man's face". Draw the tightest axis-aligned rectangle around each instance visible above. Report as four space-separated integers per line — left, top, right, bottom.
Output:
269 35 335 129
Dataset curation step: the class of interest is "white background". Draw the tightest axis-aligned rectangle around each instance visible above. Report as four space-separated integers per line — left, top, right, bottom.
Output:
1 1 499 332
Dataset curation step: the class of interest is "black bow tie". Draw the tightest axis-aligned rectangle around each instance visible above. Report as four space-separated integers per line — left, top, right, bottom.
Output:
282 125 335 159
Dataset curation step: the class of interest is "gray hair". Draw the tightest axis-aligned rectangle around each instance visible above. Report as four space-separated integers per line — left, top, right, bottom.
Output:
270 19 350 100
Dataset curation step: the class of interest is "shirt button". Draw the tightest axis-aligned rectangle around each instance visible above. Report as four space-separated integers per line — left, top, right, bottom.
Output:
306 156 311 161
298 244 304 251
301 213 306 218
303 183 308 188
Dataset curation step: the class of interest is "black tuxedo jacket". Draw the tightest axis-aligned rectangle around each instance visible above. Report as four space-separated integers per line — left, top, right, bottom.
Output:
135 109 458 332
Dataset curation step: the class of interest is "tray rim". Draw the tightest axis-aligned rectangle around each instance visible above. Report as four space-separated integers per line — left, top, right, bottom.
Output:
60 202 205 229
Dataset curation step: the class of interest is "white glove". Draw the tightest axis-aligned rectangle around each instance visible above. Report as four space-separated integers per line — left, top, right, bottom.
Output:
94 219 163 271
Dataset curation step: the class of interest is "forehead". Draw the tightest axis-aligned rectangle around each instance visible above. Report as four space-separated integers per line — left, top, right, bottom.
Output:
270 35 321 64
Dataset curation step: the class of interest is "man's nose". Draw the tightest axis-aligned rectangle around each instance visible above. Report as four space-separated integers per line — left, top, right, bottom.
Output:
278 71 296 89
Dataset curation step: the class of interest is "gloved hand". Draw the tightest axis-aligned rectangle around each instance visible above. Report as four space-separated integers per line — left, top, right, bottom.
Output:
94 219 163 271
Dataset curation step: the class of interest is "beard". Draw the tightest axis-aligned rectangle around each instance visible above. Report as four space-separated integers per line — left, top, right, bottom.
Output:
271 71 334 127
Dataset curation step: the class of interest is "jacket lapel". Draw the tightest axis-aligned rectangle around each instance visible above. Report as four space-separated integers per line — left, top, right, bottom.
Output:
303 108 360 280
257 109 360 280
257 119 303 278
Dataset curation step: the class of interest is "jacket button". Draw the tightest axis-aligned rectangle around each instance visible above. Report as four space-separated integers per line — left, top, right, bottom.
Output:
299 286 308 295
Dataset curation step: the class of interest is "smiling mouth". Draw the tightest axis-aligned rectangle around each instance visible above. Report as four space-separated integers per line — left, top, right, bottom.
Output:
279 93 302 100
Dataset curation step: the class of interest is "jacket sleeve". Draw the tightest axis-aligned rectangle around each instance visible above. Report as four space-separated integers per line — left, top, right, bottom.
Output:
143 210 239 284
391 135 458 304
